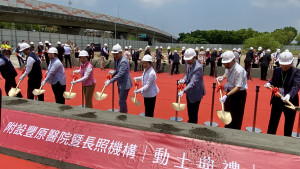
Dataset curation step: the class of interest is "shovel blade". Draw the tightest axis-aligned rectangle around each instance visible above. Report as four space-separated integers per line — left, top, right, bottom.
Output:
32 89 45 96
171 102 186 111
8 88 20 97
63 92 77 100
94 92 107 101
217 110 232 125
130 96 141 106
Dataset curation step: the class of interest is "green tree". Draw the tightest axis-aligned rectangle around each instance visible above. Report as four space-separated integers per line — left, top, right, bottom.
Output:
243 33 282 52
296 34 300 45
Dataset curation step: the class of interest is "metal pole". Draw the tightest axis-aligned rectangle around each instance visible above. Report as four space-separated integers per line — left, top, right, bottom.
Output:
246 86 262 133
204 83 218 127
112 82 115 112
170 80 183 122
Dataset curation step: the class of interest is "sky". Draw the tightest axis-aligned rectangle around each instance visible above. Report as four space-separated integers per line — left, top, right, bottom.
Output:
40 0 300 37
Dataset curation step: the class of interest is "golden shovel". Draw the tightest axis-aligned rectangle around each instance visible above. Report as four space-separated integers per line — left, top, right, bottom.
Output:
171 82 186 111
94 85 108 101
130 80 141 106
267 86 300 111
63 83 76 100
8 81 21 97
32 85 45 96
216 80 232 125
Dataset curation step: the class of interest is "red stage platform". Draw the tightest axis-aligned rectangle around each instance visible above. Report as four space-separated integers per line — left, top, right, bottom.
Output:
1 67 299 136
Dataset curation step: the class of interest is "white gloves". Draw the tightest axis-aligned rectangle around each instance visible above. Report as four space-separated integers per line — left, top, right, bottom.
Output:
178 91 184 97
216 76 224 82
134 89 142 94
178 79 185 84
73 70 80 74
264 83 271 88
105 80 111 86
282 94 290 103
41 80 46 86
220 95 228 103
71 81 77 85
109 70 116 75
133 77 142 82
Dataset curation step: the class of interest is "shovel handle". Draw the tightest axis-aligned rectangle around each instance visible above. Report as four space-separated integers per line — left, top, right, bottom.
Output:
16 81 21 88
39 85 43 91
267 86 296 110
177 95 181 106
99 85 106 97
69 84 74 94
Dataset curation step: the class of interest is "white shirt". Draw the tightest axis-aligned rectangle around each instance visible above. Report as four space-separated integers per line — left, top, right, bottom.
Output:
123 51 131 60
73 62 93 83
20 53 37 80
136 67 159 98
64 46 71 55
44 57 66 85
224 63 248 91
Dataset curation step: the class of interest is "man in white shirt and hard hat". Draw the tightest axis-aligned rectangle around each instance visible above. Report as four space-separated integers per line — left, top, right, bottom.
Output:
217 51 248 130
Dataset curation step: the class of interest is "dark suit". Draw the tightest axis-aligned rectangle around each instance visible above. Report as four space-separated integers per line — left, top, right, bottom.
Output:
210 51 217 76
268 67 300 136
171 53 180 75
259 53 271 80
244 50 254 80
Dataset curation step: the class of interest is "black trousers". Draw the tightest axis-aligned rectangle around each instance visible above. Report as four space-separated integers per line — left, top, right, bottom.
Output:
144 96 156 117
5 77 22 98
133 60 138 72
51 82 66 104
64 55 72 68
267 97 297 136
27 78 44 101
156 60 161 72
171 63 179 75
210 61 216 76
260 66 268 80
244 61 252 80
45 53 50 67
58 56 63 63
105 55 109 60
224 90 247 130
187 96 201 124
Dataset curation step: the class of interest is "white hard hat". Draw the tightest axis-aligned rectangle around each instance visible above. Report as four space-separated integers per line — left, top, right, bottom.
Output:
30 42 34 45
160 46 163 49
213 48 217 51
57 41 61 45
48 47 58 54
111 44 122 54
139 48 142 51
195 47 199 51
79 50 89 57
233 48 237 51
167 46 171 50
182 47 186 50
146 45 150 48
279 52 294 65
206 48 210 52
174 50 178 53
124 46 128 50
184 48 196 61
87 44 90 47
19 43 30 51
276 49 281 53
17 43 21 47
250 47 253 50
49 43 52 46
285 49 289 52
39 42 43 45
104 43 108 46
129 45 132 49
266 49 271 52
237 48 241 51
141 54 153 62
219 48 222 51
200 46 204 49
45 40 49 44
155 46 158 49
222 51 235 63
258 47 262 51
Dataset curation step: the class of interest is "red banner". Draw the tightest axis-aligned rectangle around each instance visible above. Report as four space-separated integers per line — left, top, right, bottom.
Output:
0 108 299 169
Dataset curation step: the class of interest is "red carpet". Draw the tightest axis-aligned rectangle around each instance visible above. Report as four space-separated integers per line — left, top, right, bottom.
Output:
2 67 299 136
0 154 58 169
